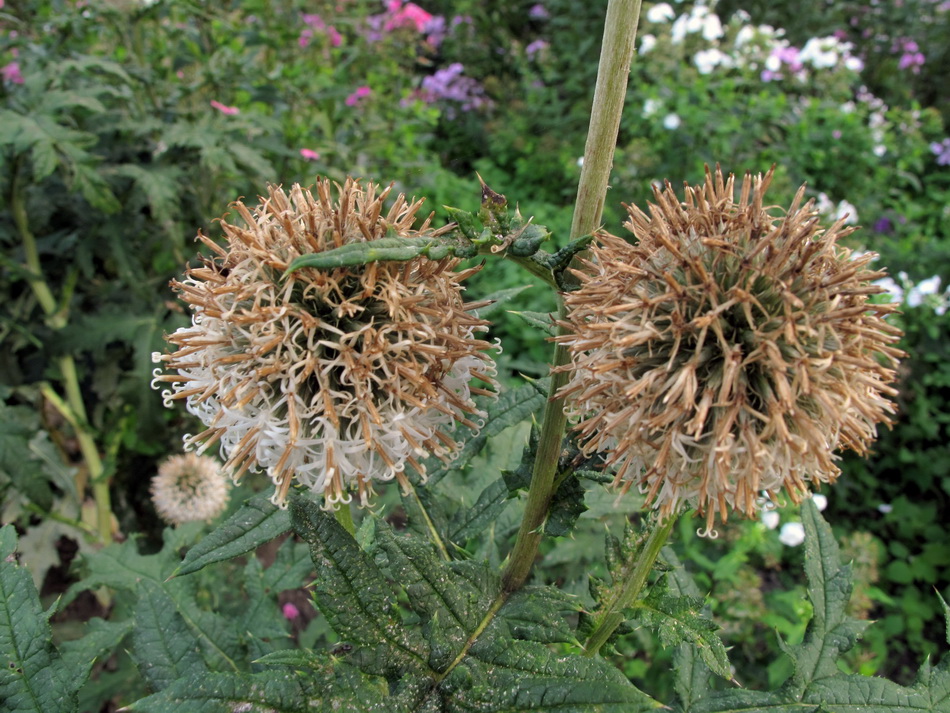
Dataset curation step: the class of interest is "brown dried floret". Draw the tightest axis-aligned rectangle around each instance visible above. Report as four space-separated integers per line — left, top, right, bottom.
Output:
152 178 497 508
557 167 903 535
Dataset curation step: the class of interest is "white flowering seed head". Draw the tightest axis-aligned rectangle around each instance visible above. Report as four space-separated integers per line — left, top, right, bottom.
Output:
152 178 497 509
151 453 230 525
556 167 904 536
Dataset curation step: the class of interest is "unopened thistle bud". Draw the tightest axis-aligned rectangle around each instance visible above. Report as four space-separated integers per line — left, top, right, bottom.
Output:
557 167 903 535
152 178 496 508
151 453 230 525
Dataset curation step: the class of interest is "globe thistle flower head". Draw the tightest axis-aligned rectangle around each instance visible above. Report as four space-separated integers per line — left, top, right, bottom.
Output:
557 167 903 536
151 453 230 526
152 178 497 509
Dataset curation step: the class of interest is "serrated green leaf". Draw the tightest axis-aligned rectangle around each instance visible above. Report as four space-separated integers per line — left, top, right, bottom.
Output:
429 380 546 486
493 586 581 645
544 473 587 537
376 523 497 669
663 547 716 710
0 525 79 713
290 496 430 677
173 494 291 578
126 667 388 713
633 585 731 679
470 285 531 319
132 581 208 691
449 478 510 543
254 649 329 671
448 637 661 712
59 618 133 692
508 310 557 336
784 500 870 693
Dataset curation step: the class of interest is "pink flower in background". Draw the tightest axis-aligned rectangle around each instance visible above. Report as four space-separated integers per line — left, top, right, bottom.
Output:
385 2 433 32
282 602 300 620
210 100 239 115
299 148 321 161
345 85 371 106
299 14 343 49
1 62 24 85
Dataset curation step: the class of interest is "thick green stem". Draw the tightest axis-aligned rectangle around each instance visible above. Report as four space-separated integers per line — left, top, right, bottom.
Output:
500 329 572 592
583 514 677 656
570 0 642 241
500 0 642 593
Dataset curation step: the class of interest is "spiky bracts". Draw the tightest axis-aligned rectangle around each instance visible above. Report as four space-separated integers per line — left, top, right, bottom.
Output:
557 167 903 534
153 178 496 508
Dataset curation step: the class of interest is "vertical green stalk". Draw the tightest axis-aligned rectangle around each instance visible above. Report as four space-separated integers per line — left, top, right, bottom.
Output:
500 0 643 593
583 514 677 656
11 162 113 544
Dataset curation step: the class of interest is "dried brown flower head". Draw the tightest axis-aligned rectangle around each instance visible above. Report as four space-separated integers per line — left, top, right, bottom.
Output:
152 178 496 508
557 167 903 535
151 453 230 526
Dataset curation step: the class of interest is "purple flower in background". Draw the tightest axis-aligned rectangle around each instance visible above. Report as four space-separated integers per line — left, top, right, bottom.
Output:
424 15 447 46
525 39 548 58
931 138 950 165
420 63 490 116
345 85 372 106
299 148 321 161
873 217 893 234
529 3 550 19
894 37 925 73
282 603 300 620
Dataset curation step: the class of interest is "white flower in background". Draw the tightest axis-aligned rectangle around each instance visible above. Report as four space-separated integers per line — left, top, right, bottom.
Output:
845 56 865 72
779 521 806 546
700 12 723 41
662 113 682 130
906 275 943 308
646 2 675 23
761 509 780 529
695 48 730 74
815 192 835 216
643 98 662 116
639 33 657 54
670 14 688 43
878 503 893 514
811 493 828 511
835 199 858 224
800 37 840 69
815 193 858 224
875 276 905 303
873 145 887 157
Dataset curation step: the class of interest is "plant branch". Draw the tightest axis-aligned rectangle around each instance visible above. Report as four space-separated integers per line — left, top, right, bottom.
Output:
500 0 642 594
583 513 677 656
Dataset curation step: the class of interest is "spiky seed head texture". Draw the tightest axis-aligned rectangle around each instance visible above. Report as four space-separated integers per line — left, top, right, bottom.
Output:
557 167 903 535
152 178 496 508
151 453 230 525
